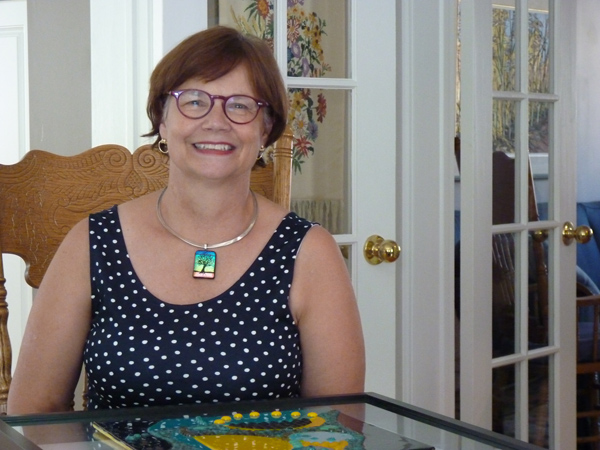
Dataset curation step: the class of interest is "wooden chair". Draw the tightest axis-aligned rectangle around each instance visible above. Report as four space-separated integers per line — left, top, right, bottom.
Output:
0 126 294 413
576 285 600 448
491 151 550 353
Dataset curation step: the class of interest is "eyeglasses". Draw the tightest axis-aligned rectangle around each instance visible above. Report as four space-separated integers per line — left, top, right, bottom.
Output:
167 89 269 124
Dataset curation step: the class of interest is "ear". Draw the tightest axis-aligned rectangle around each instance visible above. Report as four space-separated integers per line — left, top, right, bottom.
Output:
159 122 167 139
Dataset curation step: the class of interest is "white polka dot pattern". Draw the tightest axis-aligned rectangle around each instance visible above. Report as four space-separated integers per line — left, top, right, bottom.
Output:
84 206 314 409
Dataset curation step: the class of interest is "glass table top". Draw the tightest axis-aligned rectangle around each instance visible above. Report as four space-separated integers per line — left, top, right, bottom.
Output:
0 393 544 449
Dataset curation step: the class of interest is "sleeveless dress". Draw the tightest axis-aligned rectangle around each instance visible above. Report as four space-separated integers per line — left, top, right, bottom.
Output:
83 205 315 409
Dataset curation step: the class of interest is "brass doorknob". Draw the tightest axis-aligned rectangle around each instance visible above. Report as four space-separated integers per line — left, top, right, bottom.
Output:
562 222 593 245
364 235 401 265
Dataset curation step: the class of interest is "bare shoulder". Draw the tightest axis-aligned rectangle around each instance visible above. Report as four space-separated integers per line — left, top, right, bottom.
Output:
114 190 160 216
38 215 91 292
56 215 90 257
290 223 356 318
109 191 161 234
255 194 289 220
297 224 344 266
63 194 153 248
247 194 291 239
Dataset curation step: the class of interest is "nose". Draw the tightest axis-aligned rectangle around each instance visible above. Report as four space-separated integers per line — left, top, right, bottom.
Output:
201 98 231 129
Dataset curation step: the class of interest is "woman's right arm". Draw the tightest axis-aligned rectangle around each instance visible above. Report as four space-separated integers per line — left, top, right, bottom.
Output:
7 218 92 414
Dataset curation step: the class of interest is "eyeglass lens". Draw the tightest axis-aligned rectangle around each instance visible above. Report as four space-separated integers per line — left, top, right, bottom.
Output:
175 90 262 124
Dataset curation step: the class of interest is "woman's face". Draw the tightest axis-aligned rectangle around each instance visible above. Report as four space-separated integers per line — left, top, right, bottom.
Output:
159 64 271 184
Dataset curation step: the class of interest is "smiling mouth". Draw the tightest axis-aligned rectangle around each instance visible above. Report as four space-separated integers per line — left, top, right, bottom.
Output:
193 143 234 151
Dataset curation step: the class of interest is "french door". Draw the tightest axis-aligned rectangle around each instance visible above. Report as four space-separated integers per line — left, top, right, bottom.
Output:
459 1 577 447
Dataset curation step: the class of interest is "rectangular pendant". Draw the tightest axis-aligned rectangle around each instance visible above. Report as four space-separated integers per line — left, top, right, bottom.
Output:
193 250 216 279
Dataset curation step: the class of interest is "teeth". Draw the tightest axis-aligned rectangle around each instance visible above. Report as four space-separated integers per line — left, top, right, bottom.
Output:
194 143 233 151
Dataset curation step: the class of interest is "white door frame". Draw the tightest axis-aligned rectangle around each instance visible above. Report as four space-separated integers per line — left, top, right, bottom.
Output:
398 0 457 415
551 1 577 446
458 0 494 428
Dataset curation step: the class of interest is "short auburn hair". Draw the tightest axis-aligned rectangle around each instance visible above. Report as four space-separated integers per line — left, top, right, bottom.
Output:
145 26 287 149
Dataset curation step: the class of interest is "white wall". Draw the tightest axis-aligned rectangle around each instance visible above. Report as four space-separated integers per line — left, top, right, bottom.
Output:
27 0 91 154
576 0 600 203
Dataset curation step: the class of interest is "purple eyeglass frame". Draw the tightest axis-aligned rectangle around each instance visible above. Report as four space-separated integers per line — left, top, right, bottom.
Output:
167 89 270 124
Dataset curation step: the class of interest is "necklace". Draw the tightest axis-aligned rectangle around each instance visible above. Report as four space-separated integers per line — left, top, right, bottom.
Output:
156 188 258 279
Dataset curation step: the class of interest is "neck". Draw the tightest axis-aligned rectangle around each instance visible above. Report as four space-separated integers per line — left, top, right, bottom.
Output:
156 186 258 248
167 173 253 216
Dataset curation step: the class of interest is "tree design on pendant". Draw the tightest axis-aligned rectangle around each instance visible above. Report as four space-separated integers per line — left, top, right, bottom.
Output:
193 250 216 279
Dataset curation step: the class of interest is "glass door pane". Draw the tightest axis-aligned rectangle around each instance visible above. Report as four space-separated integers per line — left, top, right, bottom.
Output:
528 0 551 95
492 0 516 92
287 1 350 79
289 87 351 234
527 0 551 219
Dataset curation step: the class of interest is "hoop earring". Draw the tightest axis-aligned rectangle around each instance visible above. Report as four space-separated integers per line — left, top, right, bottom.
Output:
157 139 169 154
256 145 265 161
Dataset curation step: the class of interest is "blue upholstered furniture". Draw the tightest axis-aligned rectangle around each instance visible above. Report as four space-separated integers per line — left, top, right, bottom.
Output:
570 202 600 445
574 202 600 293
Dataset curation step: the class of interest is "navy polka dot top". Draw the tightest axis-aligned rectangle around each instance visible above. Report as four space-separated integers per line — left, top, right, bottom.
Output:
84 205 315 410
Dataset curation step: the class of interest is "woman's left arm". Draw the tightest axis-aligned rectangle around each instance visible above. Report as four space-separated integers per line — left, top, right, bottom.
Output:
289 225 366 397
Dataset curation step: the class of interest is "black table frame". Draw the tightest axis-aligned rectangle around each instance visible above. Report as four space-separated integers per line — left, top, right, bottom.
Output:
0 392 544 450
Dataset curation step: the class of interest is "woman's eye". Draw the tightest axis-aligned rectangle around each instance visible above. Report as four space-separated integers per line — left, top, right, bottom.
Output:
231 102 250 110
185 99 208 108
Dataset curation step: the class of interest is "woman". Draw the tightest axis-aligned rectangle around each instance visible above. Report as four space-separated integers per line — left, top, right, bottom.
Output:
7 26 364 413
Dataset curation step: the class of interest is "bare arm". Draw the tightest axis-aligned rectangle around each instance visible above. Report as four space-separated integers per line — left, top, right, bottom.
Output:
289 226 365 397
7 219 92 414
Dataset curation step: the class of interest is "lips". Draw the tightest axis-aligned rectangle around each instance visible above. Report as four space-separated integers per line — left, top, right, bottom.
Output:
193 143 234 151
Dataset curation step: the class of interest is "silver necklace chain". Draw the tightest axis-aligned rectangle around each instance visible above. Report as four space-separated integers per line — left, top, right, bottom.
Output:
156 188 258 250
